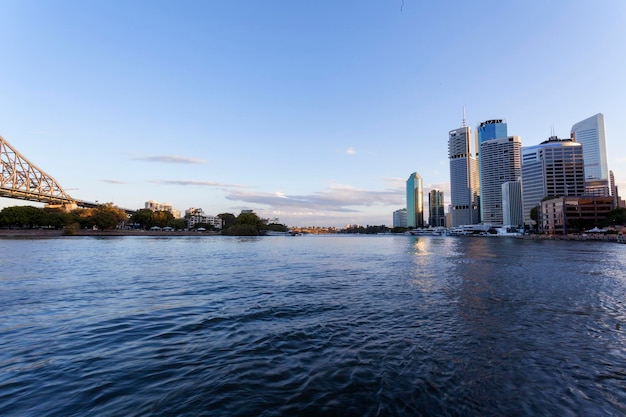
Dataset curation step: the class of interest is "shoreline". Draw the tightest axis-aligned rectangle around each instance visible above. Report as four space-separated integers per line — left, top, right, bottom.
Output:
0 229 623 243
0 229 221 238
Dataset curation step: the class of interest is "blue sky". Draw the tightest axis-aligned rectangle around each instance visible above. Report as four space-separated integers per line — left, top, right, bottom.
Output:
1 0 625 227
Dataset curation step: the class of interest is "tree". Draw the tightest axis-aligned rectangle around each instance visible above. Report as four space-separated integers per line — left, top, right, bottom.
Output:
130 208 154 229
221 212 263 236
262 223 288 232
0 206 46 228
42 208 74 228
91 203 128 230
602 207 626 227
218 213 236 229
70 208 96 229
193 222 216 231
529 206 539 230
170 218 187 230
151 210 175 228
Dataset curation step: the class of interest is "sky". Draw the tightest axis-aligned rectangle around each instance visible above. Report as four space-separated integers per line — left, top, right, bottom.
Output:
1 0 625 227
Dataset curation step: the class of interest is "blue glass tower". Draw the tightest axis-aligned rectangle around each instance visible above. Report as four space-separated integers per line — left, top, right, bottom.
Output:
477 119 508 144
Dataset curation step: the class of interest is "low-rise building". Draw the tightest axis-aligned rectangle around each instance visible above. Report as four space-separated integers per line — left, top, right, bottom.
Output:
145 200 181 218
185 208 222 229
540 196 613 234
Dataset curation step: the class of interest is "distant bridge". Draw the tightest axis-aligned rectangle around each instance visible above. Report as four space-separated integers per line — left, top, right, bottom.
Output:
1 134 134 214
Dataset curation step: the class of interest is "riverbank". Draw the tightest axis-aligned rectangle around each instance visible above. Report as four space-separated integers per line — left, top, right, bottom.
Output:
517 233 625 243
0 229 221 238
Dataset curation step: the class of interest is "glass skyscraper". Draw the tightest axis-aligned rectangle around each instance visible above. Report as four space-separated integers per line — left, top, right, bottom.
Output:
448 125 480 227
476 119 508 145
428 189 445 227
570 113 608 183
406 172 424 228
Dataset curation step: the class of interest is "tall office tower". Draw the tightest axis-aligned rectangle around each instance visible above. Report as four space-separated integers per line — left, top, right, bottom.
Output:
476 119 508 217
571 113 609 196
502 180 523 226
479 136 522 225
476 119 508 146
428 189 446 227
406 172 424 228
521 137 585 227
610 170 619 208
393 208 408 228
449 125 480 227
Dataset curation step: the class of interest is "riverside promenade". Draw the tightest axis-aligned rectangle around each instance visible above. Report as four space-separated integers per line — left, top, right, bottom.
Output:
517 232 625 243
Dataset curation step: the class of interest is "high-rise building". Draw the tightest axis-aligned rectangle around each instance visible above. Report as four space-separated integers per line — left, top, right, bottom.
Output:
571 113 609 195
448 124 480 227
610 170 619 208
502 180 523 226
406 172 424 228
393 208 408 228
521 137 585 227
477 119 508 146
428 189 445 227
479 136 522 225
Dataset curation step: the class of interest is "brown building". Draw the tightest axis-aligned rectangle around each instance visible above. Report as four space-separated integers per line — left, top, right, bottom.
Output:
540 196 614 234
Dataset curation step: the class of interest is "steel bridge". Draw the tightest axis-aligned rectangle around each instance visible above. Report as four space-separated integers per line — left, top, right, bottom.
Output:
1 134 132 213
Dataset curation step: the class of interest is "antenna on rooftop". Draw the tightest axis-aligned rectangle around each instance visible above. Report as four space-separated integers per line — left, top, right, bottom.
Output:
462 106 467 127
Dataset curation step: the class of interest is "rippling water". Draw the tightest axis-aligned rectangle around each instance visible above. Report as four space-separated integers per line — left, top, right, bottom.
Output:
1 235 625 416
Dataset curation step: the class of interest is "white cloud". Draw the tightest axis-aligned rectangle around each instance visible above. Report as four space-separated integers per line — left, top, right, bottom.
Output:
149 179 250 188
133 155 207 164
101 179 127 184
225 182 404 214
346 147 356 155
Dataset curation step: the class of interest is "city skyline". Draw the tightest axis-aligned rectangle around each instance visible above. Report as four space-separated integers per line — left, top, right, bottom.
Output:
1 1 626 227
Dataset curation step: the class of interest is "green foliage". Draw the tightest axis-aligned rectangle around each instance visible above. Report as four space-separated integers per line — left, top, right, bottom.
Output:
130 209 154 229
235 212 263 227
70 208 95 229
150 210 175 228
42 208 74 228
262 223 288 232
602 207 626 227
0 205 75 228
91 203 128 230
220 212 264 235
0 206 42 227
193 222 216 231
170 218 187 230
529 206 539 224
217 213 236 228
221 224 259 236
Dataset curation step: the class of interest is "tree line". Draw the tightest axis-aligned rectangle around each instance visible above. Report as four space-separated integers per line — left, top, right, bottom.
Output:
0 204 289 236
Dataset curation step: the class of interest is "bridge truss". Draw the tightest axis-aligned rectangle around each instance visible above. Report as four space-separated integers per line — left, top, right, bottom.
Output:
0 134 77 208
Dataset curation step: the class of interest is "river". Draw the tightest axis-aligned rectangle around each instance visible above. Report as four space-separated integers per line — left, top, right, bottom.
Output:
1 235 625 416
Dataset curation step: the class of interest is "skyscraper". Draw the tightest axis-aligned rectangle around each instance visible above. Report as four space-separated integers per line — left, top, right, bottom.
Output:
521 137 585 227
448 124 480 227
610 170 619 208
479 136 522 225
571 113 609 195
428 189 445 227
477 119 508 146
406 172 424 228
